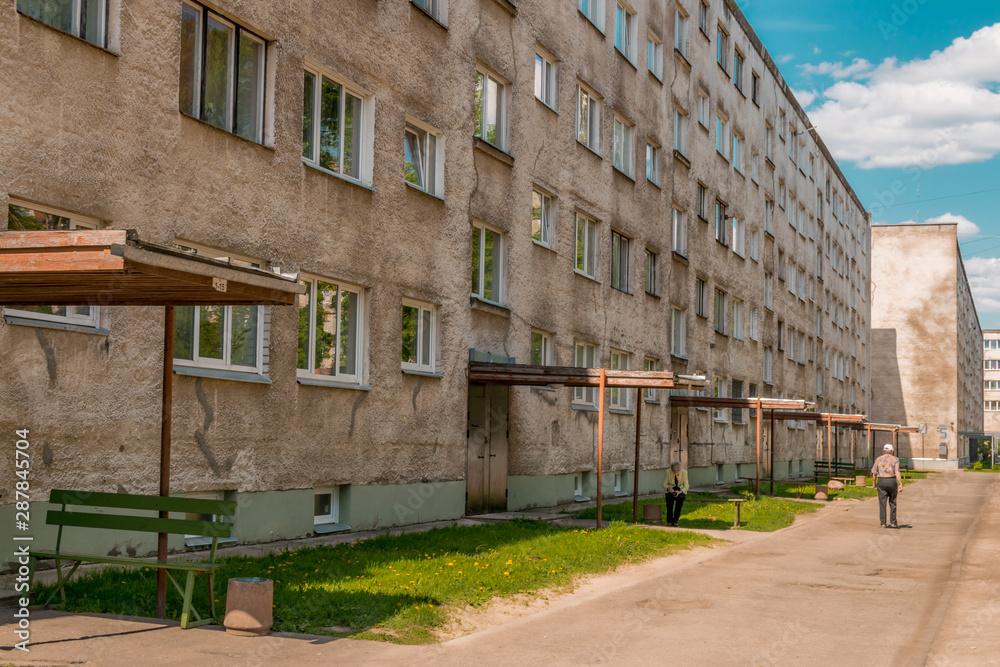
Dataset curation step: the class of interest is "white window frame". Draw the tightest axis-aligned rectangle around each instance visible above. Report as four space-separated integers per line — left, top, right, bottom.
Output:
612 112 634 176
577 83 602 152
474 65 508 150
715 112 729 159
695 278 707 317
764 197 774 234
764 346 773 385
716 24 729 71
672 207 687 255
531 188 554 248
401 299 438 374
698 0 709 34
646 140 661 185
579 0 606 32
575 213 600 280
734 48 745 91
732 299 744 340
644 357 659 402
713 376 727 422
732 132 744 172
697 89 710 128
714 288 726 334
671 308 687 358
674 107 688 156
314 487 340 526
615 1 637 63
749 228 760 261
303 60 374 185
534 47 559 110
297 275 367 385
19 0 108 46
647 31 663 79
731 216 745 257
751 150 760 183
4 199 103 330
573 341 598 405
404 116 444 197
411 0 447 23
610 349 631 410
644 248 658 295
611 229 631 293
173 243 267 375
674 9 688 58
764 272 773 310
530 329 555 366
750 308 759 341
471 221 505 305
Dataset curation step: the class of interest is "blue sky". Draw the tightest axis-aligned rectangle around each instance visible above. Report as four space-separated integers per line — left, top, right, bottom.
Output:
738 0 1000 329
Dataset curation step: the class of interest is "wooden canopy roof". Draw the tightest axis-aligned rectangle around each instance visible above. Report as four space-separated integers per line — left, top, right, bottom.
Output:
468 362 703 389
0 230 304 306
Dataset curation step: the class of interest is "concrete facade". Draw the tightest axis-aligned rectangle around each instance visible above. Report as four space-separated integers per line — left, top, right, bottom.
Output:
985 330 1000 446
0 0 870 563
870 223 983 468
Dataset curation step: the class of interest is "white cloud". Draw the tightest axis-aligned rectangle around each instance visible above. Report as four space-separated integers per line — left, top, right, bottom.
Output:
778 54 795 64
805 23 1000 169
813 46 821 55
963 257 1000 321
792 89 818 108
923 213 981 238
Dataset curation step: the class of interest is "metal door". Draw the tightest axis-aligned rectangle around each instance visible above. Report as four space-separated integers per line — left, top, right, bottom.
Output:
466 383 509 514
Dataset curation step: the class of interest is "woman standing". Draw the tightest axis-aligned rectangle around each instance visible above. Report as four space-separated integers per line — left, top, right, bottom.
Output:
663 461 690 527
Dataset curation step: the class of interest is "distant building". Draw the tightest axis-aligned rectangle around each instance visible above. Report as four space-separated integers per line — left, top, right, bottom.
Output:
870 223 983 468
985 330 1000 446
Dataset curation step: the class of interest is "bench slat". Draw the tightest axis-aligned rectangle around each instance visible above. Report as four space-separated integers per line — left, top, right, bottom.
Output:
49 489 236 517
29 551 226 571
47 510 233 538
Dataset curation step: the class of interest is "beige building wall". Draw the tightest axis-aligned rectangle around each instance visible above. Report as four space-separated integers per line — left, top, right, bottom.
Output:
0 0 870 557
985 331 1000 441
871 223 983 468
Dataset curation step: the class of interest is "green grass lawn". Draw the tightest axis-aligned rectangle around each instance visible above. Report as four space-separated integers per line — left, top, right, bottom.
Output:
574 493 822 532
32 519 715 644
966 463 1000 472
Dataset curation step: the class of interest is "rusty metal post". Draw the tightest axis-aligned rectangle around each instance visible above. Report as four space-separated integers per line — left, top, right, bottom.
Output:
157 305 174 619
893 427 898 453
770 410 775 493
633 394 642 523
755 398 762 498
834 422 839 469
867 423 872 470
827 414 833 481
596 369 606 529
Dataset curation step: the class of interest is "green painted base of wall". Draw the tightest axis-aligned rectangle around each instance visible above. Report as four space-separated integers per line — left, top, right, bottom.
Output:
343 481 465 530
507 470 669 511
234 489 314 543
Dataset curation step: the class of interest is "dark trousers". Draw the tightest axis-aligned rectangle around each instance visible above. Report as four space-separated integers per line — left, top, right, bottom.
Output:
665 492 686 524
877 477 898 525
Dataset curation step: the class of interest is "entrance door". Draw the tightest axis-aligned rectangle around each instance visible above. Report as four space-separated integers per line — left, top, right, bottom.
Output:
466 383 509 514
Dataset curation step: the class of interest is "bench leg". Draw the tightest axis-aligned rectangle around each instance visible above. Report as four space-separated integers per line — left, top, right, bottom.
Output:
180 571 196 629
733 504 741 528
37 559 81 609
207 570 216 622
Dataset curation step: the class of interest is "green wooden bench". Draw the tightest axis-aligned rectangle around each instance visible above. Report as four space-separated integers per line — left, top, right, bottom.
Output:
28 489 236 629
813 460 859 478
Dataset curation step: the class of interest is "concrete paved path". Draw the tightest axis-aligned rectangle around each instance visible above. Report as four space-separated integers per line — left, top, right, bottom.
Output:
3 471 998 666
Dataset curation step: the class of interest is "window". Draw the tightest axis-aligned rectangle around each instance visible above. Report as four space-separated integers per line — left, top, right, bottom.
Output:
646 142 661 185
765 123 774 161
987 380 1000 390
644 249 658 295
534 50 558 109
471 222 504 304
644 358 659 401
690 279 705 318
713 377 727 422
696 183 708 219
732 299 744 340
715 113 729 158
647 32 663 79
674 10 688 58
474 67 507 150
531 189 554 247
697 90 710 127
579 0 605 31
779 110 787 142
777 320 784 351
575 213 599 279
764 272 773 310
797 267 807 300
404 119 442 196
987 401 1000 411
611 230 631 293
303 65 372 182
778 181 787 209
787 326 797 361
610 349 631 410
573 341 598 405
715 200 727 245
986 360 1000 371
672 208 687 255
733 50 745 91
613 114 634 176
732 133 744 172
731 216 745 257
5 201 102 329
18 0 107 46
672 308 687 358
750 308 759 341
174 246 265 375
314 487 340 528
778 249 786 280
530 330 554 366
714 288 726 334
764 198 774 234
751 71 760 105
986 340 1000 350
297 277 365 383
716 25 729 71
673 108 688 156
731 380 744 424
698 0 709 34
749 229 760 261
750 151 760 183
615 2 636 62
401 300 437 373
181 3 266 143
577 84 601 151
764 346 773 384
816 369 824 397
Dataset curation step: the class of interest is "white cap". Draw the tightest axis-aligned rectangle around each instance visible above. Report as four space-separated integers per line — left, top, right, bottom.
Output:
884 444 894 451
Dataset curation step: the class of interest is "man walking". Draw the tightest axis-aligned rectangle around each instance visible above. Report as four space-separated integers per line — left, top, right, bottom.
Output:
872 443 903 528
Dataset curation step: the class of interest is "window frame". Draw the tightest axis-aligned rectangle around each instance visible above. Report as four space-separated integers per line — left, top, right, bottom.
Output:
672 207 687 256
716 24 729 72
471 221 505 305
403 116 444 197
695 278 707 318
573 340 598 405
531 188 555 248
715 111 729 159
577 83 602 153
297 275 367 385
614 1 637 64
534 48 559 110
610 229 631 293
411 0 447 23
609 348 631 410
474 65 509 151
530 329 555 366
714 288 726 335
401 299 439 374
732 299 744 340
644 248 658 296
647 31 664 80
673 107 688 156
644 357 660 402
646 140 661 185
575 212 600 280
313 487 340 527
579 0 606 32
733 48 745 91
17 0 108 47
612 112 634 177
302 61 374 184
671 308 687 358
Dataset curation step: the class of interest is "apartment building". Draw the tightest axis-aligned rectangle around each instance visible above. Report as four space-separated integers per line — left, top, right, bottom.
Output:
985 330 1000 444
870 223 983 468
0 0 870 560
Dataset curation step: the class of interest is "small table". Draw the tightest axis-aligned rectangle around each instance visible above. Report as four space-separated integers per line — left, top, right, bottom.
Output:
729 498 746 527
